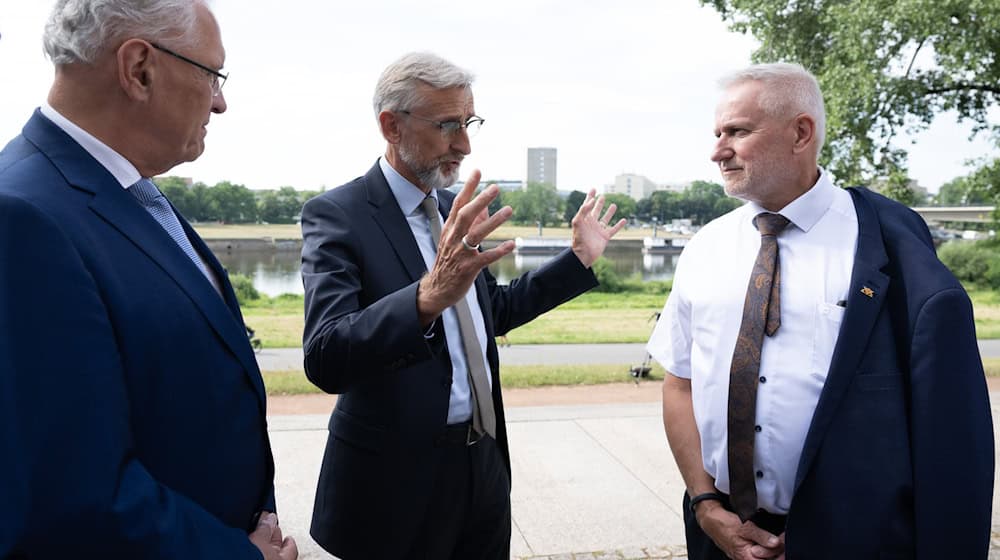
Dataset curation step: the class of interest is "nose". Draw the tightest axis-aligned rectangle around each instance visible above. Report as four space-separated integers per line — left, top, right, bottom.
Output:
710 136 732 163
451 127 471 156
211 89 227 114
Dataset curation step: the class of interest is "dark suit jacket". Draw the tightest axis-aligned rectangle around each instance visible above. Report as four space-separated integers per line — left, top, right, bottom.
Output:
301 162 599 559
0 111 275 558
783 187 994 558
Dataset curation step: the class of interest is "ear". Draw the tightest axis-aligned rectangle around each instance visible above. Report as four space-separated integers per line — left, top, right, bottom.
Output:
790 113 816 155
116 39 155 101
378 110 402 144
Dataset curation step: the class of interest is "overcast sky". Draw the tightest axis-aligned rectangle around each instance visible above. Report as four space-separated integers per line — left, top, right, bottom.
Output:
1 0 996 194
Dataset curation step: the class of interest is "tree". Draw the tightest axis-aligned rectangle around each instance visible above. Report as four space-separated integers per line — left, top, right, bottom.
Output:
510 182 563 227
602 193 637 223
679 181 741 225
258 187 303 224
154 176 194 219
702 0 1000 195
564 190 587 225
210 181 257 223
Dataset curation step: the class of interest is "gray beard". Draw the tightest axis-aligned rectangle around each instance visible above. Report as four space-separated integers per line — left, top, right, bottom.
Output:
398 143 460 191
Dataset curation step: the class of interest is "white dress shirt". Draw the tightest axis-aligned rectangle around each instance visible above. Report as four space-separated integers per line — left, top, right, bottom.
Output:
647 169 858 514
379 157 493 425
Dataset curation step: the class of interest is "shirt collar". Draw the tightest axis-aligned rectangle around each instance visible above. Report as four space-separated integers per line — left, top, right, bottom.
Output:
39 101 142 189
379 156 437 216
746 167 835 233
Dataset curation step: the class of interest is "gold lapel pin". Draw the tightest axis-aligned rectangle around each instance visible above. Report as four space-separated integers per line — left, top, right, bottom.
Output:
861 286 875 298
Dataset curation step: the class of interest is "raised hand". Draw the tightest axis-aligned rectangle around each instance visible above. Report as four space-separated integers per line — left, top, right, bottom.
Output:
416 169 515 324
570 189 627 268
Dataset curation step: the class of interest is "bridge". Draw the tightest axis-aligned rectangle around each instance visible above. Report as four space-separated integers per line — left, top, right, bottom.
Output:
912 206 996 224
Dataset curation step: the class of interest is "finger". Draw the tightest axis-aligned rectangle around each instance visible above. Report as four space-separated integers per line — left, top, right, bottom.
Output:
257 511 277 529
474 240 516 267
600 203 618 224
450 169 482 215
280 536 299 560
748 544 782 559
590 194 607 218
739 522 780 549
607 218 627 238
466 205 512 245
451 184 500 232
575 189 597 219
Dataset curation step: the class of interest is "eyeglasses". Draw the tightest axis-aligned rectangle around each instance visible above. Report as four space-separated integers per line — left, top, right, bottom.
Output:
399 110 485 138
150 42 228 97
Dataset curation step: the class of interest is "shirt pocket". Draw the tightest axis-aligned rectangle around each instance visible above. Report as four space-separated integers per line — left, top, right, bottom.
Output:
811 302 845 378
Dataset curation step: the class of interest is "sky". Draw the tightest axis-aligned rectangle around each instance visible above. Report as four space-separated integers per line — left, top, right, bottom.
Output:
1 0 996 195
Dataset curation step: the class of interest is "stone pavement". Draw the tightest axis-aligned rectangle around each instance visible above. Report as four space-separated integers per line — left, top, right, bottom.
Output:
268 391 1000 559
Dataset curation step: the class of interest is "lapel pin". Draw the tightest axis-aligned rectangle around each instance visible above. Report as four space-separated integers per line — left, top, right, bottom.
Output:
861 286 875 298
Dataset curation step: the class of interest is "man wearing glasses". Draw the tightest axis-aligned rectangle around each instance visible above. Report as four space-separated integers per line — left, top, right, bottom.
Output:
301 51 625 559
0 1 295 558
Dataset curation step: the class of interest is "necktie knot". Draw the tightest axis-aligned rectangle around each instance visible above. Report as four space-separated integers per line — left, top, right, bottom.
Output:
753 212 790 237
129 178 164 206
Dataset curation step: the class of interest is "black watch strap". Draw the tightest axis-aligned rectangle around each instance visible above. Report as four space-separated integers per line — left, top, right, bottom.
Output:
689 491 726 514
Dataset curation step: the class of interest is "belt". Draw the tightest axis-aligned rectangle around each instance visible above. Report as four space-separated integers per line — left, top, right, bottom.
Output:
437 421 486 447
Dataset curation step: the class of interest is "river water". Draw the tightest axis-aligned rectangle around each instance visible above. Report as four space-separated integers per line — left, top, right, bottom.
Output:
214 245 679 297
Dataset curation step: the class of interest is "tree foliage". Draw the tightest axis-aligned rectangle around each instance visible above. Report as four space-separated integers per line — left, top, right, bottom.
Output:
635 181 742 225
508 182 564 227
702 0 1000 194
602 193 638 223
563 190 587 225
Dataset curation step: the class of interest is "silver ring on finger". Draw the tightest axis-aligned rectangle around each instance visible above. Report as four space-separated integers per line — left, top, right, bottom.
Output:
461 235 480 251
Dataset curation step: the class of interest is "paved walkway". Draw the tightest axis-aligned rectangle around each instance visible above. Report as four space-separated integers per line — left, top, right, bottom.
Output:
269 394 1000 559
262 340 1000 558
258 340 1000 372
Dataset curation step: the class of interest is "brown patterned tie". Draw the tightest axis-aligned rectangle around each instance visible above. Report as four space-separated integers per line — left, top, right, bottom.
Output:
728 212 790 522
420 196 497 438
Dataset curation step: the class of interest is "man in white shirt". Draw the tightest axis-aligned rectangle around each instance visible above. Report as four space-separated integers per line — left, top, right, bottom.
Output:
650 63 993 559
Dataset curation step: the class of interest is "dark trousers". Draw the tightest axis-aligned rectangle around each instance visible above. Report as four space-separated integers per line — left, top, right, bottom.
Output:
405 426 511 560
682 492 787 560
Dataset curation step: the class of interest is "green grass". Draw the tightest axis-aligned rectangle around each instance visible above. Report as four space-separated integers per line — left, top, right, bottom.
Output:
262 363 665 395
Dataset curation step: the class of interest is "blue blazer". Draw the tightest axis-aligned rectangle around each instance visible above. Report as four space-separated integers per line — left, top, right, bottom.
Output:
0 111 275 558
301 163 599 559
783 187 994 558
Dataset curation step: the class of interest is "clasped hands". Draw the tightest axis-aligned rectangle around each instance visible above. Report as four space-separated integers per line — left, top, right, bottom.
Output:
249 511 298 560
416 169 626 325
697 501 785 560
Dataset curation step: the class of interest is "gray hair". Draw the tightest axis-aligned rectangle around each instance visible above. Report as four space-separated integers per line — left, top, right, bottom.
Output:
43 0 204 65
373 52 475 117
720 62 827 156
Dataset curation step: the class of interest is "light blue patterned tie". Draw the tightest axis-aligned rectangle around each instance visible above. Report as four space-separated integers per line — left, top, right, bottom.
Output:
129 178 213 282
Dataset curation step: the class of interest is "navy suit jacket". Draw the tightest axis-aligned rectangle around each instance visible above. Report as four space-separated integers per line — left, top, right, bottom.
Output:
301 163 599 559
0 111 275 558
783 187 994 558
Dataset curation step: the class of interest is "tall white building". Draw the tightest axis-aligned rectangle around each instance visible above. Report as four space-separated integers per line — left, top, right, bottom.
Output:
606 173 690 201
526 147 557 188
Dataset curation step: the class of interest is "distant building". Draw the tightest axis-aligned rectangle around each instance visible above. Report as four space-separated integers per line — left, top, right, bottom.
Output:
487 179 525 192
526 147 557 188
605 173 690 202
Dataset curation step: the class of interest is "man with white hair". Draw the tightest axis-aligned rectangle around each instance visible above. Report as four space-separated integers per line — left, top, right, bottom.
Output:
300 51 625 559
0 1 295 558
651 62 993 558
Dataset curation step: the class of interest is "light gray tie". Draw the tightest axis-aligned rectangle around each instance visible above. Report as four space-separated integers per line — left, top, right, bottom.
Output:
420 196 497 438
129 178 215 285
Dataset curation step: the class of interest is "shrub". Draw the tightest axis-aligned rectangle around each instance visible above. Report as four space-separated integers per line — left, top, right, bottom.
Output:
938 240 1000 290
230 273 260 304
591 257 624 292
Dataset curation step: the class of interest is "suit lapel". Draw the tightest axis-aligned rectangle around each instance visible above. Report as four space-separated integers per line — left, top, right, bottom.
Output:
24 112 266 412
793 187 890 491
365 163 427 282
